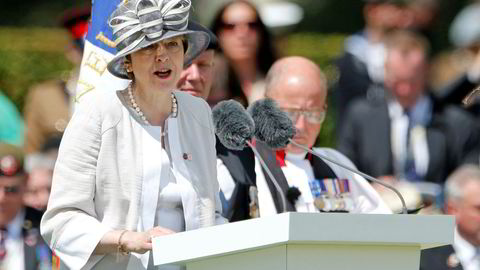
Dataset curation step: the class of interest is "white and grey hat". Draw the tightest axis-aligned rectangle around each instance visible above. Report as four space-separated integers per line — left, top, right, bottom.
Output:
106 0 210 79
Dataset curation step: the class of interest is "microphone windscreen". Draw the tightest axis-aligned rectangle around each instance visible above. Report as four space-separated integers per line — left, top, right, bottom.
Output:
212 100 255 150
247 98 296 149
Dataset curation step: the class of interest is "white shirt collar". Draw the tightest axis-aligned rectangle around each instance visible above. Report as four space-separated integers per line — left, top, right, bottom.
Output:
344 33 385 84
6 209 25 239
453 228 479 264
388 95 432 125
285 151 308 162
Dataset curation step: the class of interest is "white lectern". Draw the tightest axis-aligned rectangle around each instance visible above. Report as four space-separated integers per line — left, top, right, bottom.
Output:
152 213 454 270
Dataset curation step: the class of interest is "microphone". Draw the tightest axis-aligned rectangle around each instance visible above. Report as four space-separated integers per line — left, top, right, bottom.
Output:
247 98 296 149
212 99 255 151
211 100 288 213
247 98 409 214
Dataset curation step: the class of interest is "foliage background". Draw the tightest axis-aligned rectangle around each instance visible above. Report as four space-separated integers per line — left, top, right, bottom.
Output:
0 0 473 147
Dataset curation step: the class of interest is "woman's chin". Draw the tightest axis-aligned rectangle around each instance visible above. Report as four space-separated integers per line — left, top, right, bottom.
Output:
151 77 178 91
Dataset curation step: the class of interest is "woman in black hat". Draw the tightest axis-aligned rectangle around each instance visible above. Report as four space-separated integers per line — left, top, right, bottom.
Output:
40 1 225 269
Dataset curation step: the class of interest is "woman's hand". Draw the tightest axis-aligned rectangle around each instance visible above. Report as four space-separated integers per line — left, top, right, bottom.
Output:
121 227 176 254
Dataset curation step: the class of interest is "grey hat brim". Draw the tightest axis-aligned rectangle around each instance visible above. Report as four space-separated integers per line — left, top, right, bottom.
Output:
188 21 218 51
107 29 209 79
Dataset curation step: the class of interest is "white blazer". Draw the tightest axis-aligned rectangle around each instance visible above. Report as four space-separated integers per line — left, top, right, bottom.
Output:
40 89 226 270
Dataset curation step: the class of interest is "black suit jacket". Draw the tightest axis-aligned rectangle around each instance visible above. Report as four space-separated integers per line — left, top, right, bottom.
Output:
216 137 256 222
420 245 464 270
333 52 385 136
9 207 52 270
337 94 480 184
439 74 480 117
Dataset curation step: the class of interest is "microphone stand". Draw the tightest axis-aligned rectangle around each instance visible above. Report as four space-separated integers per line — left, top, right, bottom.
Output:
246 141 288 213
289 140 408 214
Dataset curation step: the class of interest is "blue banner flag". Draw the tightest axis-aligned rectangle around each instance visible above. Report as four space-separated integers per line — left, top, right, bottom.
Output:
85 0 120 54
75 0 129 105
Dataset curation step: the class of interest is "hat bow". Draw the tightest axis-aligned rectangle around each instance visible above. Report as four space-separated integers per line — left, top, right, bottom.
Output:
109 0 190 56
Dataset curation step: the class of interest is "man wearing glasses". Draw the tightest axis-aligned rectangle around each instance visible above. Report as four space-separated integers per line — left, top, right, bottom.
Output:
254 56 391 216
0 143 51 270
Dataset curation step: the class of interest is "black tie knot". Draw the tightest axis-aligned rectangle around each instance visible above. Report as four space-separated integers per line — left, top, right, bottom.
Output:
0 227 7 260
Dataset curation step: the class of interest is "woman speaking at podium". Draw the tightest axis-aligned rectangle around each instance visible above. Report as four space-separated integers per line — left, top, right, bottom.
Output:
41 0 226 269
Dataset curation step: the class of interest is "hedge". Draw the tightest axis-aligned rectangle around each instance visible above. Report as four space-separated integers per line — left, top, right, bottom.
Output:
0 27 346 147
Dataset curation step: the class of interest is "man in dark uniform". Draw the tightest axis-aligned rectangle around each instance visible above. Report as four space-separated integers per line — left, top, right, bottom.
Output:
178 22 256 221
253 56 390 215
0 142 51 270
23 7 90 155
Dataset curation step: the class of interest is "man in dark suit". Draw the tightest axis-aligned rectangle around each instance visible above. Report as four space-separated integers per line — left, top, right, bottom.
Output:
420 165 480 270
0 143 52 270
337 30 480 185
333 0 412 136
178 22 256 221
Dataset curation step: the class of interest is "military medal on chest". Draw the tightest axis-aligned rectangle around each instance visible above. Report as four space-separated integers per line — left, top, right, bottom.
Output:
309 178 354 212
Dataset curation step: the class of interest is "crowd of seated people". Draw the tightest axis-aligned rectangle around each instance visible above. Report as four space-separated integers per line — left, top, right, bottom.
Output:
1 1 480 269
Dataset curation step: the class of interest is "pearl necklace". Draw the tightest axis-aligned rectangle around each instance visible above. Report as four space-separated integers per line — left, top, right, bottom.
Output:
127 83 178 126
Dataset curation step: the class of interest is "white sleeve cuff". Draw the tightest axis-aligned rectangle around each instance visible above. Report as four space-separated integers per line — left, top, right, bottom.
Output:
53 215 111 270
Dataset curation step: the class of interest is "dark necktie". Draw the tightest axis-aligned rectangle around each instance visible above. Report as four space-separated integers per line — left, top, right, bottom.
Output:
0 227 7 261
404 109 420 181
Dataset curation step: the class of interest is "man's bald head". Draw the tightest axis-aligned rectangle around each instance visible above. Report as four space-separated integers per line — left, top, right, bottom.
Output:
264 56 328 153
265 56 327 99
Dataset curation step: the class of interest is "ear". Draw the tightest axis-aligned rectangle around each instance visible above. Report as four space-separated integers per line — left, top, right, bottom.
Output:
123 56 133 72
124 62 133 73
444 200 458 215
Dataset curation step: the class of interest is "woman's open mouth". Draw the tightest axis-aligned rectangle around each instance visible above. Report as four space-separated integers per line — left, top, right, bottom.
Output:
153 68 172 79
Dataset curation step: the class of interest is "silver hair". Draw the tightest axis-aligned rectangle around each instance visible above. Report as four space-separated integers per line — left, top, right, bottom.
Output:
444 164 480 202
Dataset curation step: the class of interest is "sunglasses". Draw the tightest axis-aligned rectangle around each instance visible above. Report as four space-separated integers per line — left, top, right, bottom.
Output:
0 185 22 195
221 21 259 31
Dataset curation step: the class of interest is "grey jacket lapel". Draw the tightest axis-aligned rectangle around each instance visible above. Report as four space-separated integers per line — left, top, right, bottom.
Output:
361 101 393 176
23 241 36 270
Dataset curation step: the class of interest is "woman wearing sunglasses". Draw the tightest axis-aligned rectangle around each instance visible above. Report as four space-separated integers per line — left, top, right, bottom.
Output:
211 0 277 105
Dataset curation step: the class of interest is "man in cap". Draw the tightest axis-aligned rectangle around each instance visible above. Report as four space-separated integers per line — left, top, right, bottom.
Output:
420 165 480 270
23 7 90 155
178 22 257 221
0 143 51 270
